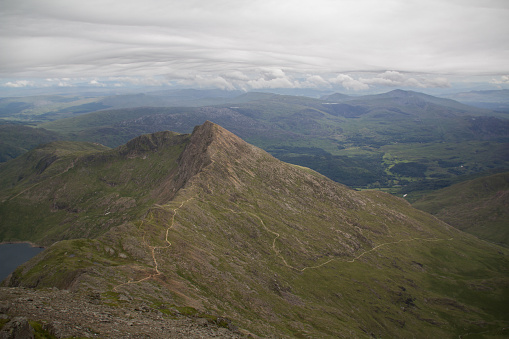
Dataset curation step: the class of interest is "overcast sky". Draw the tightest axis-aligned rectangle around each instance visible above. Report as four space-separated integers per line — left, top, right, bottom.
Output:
1 0 508 92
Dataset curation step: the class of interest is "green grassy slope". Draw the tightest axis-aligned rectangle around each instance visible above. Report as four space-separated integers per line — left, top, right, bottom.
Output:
0 131 190 244
413 172 509 247
4 122 508 338
0 140 110 191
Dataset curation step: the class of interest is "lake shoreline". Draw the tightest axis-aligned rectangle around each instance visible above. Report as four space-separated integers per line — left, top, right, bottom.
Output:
0 242 46 282
0 241 44 248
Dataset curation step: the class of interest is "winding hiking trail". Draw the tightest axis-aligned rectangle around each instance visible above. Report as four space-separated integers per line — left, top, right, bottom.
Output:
113 196 194 292
198 198 454 273
114 192 453 291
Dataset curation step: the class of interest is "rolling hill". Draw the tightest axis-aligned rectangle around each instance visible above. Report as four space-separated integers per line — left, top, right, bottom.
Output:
0 124 61 162
413 171 509 247
1 122 508 338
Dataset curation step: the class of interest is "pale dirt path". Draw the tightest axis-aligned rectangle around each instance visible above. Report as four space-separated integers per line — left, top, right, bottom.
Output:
114 191 453 292
113 196 195 291
200 198 453 272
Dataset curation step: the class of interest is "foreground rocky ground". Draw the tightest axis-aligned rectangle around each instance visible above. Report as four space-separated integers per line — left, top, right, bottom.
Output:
0 287 246 338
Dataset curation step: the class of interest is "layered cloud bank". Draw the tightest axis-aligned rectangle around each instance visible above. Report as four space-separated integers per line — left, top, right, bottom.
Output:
2 71 456 92
1 0 508 91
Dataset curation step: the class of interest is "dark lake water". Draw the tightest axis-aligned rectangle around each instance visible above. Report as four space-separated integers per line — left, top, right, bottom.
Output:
0 243 44 282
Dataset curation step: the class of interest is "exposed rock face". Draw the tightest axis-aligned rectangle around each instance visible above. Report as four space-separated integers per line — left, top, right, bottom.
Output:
0 316 34 339
173 121 217 191
176 120 267 190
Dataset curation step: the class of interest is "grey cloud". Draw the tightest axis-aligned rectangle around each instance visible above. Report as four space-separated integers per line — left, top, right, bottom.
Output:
303 75 331 88
491 75 509 84
360 71 451 89
3 80 35 88
1 0 508 90
329 75 370 91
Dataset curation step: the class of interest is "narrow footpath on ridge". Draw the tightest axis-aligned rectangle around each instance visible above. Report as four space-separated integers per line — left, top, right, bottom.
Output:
114 189 453 291
197 198 454 273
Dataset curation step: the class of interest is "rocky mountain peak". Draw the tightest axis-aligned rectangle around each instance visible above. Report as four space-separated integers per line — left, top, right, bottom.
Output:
188 120 253 155
175 121 266 188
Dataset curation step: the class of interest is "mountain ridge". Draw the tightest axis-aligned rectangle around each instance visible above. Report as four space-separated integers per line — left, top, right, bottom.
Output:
322 89 495 116
1 122 508 338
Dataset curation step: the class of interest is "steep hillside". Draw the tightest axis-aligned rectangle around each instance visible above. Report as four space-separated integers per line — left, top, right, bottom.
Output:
0 132 189 244
413 172 509 247
2 122 508 338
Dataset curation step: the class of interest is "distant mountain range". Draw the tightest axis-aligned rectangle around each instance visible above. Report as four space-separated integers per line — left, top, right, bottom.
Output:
441 89 509 111
1 89 508 197
1 122 508 337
